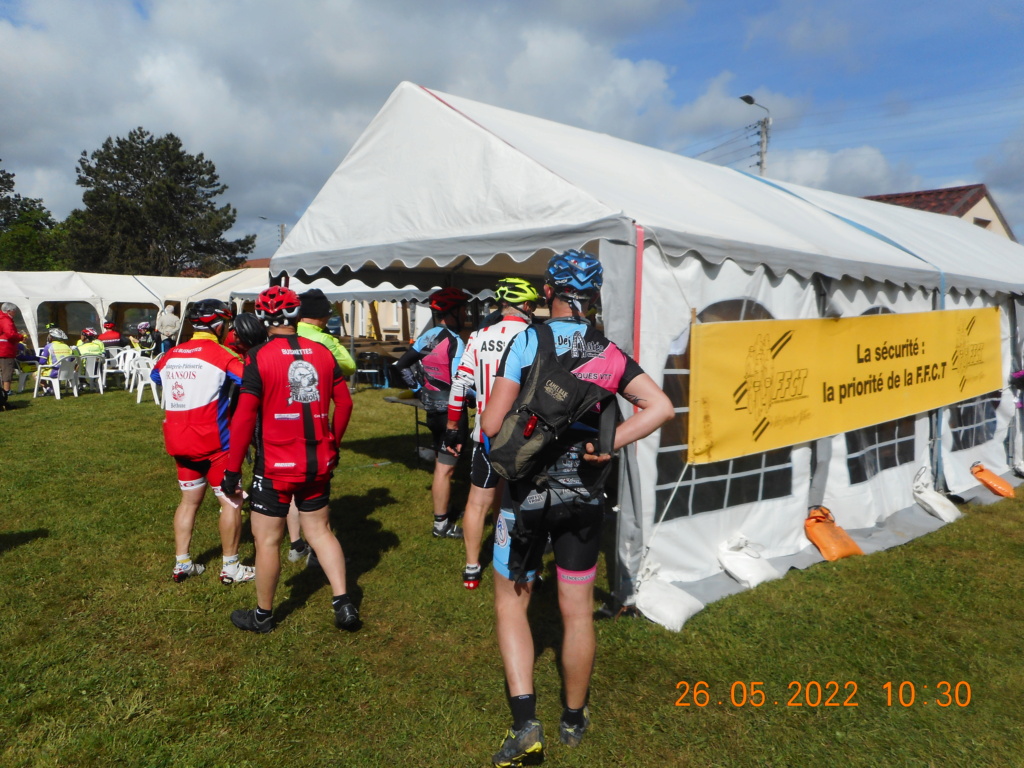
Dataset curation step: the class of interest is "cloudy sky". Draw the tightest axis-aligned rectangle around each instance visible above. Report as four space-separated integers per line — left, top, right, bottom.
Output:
2 0 1023 260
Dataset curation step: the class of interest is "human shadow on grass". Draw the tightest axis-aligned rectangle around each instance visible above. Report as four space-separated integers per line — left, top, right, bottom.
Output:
342 433 431 473
0 528 49 555
273 486 401 623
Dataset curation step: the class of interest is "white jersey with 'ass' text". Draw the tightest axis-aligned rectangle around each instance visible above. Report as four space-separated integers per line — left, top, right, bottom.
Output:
447 315 531 442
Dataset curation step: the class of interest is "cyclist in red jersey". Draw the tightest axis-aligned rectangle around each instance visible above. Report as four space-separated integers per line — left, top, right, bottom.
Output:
222 286 358 634
482 252 673 765
151 299 256 586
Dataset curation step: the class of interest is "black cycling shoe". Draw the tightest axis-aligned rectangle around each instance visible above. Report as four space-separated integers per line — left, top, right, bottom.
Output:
334 602 361 632
231 608 275 634
432 519 464 539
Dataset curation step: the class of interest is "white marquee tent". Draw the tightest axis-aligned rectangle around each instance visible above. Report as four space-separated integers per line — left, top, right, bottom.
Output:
268 81 1024 628
1 271 202 350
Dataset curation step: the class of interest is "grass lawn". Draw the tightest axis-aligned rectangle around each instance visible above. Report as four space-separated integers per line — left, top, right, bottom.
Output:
1 387 1022 767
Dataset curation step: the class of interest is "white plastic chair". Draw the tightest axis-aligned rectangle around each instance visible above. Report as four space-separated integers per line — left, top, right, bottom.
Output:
132 357 159 404
104 347 139 390
78 354 106 394
33 356 79 399
16 360 38 394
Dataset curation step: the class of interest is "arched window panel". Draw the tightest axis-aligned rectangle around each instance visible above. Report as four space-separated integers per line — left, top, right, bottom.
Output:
656 298 793 520
842 306 918 485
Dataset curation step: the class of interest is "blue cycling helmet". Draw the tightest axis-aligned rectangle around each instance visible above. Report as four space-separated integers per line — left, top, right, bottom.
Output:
546 250 603 294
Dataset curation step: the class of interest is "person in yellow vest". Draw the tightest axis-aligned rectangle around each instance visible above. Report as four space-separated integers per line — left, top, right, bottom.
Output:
75 327 106 357
296 289 357 376
37 327 74 395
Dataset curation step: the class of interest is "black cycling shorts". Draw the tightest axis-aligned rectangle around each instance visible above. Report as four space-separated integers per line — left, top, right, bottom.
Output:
470 440 500 489
249 474 330 518
426 410 468 467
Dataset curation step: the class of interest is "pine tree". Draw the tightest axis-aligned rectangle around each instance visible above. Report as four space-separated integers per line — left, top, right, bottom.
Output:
66 128 254 275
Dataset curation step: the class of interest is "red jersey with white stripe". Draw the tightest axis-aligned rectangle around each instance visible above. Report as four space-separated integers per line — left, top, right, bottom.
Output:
448 315 531 442
152 331 243 458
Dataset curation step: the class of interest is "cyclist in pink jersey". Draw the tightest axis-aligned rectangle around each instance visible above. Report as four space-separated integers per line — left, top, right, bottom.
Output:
443 277 539 590
392 287 470 539
481 251 673 765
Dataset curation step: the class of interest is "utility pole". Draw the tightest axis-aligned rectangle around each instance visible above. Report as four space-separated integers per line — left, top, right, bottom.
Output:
740 95 772 177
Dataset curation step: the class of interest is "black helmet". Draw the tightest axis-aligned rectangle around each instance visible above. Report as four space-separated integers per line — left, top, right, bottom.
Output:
188 299 233 330
233 312 268 350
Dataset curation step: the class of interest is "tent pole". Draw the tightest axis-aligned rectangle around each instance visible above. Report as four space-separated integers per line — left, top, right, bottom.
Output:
632 225 645 365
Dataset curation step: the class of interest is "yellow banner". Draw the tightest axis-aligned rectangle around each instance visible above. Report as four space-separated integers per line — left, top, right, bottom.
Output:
688 308 1002 464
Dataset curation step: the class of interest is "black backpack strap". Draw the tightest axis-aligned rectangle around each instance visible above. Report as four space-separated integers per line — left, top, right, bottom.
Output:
597 397 617 455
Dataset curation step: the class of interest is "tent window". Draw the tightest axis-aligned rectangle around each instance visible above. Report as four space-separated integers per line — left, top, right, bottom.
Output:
843 307 918 484
948 391 1001 451
845 416 917 484
655 299 793 520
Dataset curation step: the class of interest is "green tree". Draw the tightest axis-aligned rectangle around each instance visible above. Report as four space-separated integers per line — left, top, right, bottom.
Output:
0 159 67 270
66 128 255 276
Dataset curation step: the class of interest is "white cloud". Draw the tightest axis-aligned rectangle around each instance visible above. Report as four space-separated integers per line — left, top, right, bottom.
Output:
1 0 1021 258
768 146 921 197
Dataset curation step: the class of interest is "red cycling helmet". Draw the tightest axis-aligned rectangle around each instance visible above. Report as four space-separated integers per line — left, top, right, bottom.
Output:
255 286 301 326
429 287 470 315
81 327 98 339
103 321 116 330
188 298 233 330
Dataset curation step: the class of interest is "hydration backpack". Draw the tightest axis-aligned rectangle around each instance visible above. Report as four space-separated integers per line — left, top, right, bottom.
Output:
488 322 616 484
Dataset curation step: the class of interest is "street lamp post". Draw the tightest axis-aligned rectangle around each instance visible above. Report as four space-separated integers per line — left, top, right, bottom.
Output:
740 95 772 177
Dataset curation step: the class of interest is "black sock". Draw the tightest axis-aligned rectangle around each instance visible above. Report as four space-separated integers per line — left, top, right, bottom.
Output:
433 514 447 524
508 693 536 731
562 706 586 727
332 594 352 610
255 606 273 620
290 538 307 551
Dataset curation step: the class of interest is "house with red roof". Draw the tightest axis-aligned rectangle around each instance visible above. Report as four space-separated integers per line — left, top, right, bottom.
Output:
865 184 1016 242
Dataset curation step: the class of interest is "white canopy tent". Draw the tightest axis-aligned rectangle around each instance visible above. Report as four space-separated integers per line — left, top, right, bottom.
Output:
0 270 201 350
164 268 268 307
269 82 1024 627
230 274 436 343
230 276 432 303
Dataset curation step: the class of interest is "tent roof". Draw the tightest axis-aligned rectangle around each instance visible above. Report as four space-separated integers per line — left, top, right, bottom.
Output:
271 81 1024 295
231 276 433 303
164 268 269 304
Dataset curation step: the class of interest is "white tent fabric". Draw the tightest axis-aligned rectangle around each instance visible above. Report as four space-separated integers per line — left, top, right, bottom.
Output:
270 82 1024 629
230 276 433 303
0 271 200 350
164 268 267 306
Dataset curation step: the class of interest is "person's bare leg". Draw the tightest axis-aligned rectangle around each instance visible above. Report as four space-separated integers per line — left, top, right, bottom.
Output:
286 500 302 545
432 459 456 518
300 506 346 595
463 484 497 565
494 573 535 696
251 512 285 610
216 491 242 559
173 486 206 556
557 579 596 709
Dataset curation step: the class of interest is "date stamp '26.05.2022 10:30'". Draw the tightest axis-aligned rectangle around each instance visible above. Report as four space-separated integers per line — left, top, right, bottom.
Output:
674 680 972 708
